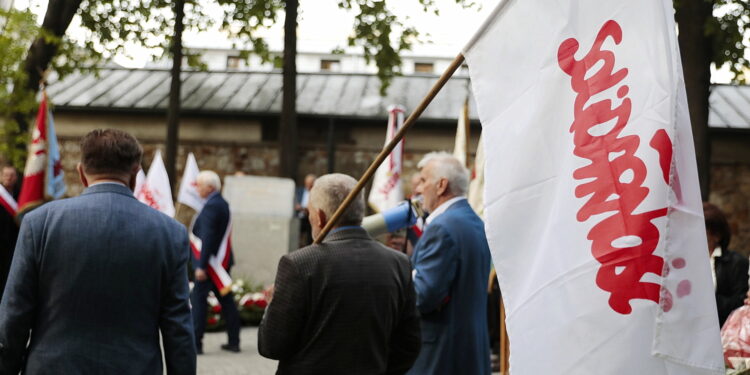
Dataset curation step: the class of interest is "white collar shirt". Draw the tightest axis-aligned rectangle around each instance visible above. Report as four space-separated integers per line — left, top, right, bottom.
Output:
90 181 127 187
425 196 466 226
710 246 722 291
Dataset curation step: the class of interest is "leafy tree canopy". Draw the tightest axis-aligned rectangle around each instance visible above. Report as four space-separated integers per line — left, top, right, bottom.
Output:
0 0 475 167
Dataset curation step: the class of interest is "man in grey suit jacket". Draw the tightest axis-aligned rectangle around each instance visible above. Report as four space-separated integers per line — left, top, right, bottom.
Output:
259 173 421 374
0 129 196 375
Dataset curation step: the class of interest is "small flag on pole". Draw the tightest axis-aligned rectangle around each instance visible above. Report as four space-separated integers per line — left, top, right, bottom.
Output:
45 106 65 200
463 0 724 373
368 105 406 213
17 92 65 216
134 168 146 198
136 150 175 217
177 153 204 212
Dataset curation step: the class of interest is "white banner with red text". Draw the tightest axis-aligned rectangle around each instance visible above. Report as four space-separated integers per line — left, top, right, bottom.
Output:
464 0 723 373
368 105 406 213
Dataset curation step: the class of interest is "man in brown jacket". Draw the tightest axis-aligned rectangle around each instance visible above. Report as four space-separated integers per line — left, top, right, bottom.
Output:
259 173 420 374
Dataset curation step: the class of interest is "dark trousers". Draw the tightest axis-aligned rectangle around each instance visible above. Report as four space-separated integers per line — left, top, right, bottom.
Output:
191 278 241 348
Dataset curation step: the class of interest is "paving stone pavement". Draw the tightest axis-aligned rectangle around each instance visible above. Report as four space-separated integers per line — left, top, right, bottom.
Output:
197 326 278 375
195 326 501 375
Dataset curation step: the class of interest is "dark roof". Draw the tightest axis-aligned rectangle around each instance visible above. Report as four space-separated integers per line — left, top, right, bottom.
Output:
46 68 478 121
46 68 749 128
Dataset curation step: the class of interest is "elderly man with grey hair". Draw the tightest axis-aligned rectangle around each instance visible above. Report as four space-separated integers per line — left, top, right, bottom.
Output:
406 152 492 375
190 170 241 354
259 173 421 374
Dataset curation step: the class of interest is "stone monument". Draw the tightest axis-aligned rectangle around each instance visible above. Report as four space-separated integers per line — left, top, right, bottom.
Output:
223 175 298 286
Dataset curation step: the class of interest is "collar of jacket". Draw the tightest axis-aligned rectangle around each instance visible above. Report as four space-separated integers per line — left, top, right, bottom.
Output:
321 226 371 243
82 182 136 199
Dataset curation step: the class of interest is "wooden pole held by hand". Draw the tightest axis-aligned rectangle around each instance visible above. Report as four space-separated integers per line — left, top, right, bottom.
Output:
313 53 466 244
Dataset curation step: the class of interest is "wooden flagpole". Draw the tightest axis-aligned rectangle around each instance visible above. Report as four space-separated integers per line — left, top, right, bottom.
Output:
314 53 466 244
463 97 471 169
500 299 510 374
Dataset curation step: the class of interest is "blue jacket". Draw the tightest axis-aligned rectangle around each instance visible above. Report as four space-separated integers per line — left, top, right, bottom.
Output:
0 183 195 375
408 199 491 375
192 192 232 271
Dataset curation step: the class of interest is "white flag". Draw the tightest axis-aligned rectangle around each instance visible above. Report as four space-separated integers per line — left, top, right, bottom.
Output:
177 152 204 212
463 0 723 373
136 150 175 217
368 105 405 213
134 168 146 198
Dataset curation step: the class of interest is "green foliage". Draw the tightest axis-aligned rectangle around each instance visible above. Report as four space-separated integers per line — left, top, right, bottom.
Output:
706 0 750 81
340 0 476 95
0 9 40 168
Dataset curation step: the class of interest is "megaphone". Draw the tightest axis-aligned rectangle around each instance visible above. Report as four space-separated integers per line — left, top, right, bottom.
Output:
363 200 423 237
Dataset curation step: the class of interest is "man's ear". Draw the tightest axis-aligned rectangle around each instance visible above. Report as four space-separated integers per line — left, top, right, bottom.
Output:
436 178 449 197
316 208 328 230
77 163 89 188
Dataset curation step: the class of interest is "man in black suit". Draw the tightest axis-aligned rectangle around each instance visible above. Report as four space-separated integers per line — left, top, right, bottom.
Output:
0 164 19 303
704 202 749 327
190 170 241 354
294 173 316 246
0 129 195 374
259 173 421 374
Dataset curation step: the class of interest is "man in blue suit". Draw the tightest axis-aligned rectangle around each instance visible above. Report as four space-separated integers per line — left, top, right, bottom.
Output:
0 129 195 374
407 152 492 375
190 170 241 354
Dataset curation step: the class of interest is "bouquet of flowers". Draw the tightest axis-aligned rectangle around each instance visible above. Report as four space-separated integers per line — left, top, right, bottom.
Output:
203 279 271 330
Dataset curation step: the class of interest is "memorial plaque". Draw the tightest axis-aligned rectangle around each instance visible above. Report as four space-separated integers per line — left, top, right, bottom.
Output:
223 176 298 285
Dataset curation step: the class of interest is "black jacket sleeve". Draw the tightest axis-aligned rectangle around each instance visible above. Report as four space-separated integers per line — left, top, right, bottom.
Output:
385 256 421 375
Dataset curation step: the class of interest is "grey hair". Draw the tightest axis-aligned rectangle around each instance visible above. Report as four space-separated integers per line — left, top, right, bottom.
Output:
310 173 365 226
418 151 469 196
197 170 221 191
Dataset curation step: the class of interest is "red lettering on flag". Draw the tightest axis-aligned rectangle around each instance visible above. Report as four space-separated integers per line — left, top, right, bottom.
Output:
557 20 672 314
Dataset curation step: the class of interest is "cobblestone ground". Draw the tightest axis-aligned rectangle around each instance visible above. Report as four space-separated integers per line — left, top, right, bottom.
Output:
197 327 277 375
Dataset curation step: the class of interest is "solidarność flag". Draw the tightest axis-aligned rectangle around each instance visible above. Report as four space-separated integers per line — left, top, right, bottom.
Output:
463 0 724 373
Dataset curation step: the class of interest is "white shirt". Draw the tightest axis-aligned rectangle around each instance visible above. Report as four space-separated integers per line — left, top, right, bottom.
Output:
425 196 466 226
710 246 722 291
90 181 127 187
300 189 310 208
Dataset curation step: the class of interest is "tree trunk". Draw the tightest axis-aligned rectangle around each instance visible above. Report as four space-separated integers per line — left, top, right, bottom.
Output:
675 1 713 200
10 0 82 163
165 0 184 188
278 0 298 179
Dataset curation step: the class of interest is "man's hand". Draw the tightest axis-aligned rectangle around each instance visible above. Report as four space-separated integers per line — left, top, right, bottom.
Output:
195 268 207 282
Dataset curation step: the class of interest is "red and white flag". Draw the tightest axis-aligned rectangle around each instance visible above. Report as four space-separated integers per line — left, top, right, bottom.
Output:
134 168 146 198
464 0 723 373
368 105 406 213
0 184 17 217
17 93 65 215
177 153 204 212
190 219 233 295
136 150 175 217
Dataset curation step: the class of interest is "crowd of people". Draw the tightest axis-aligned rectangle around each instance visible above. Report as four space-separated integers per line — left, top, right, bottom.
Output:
0 128 748 374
